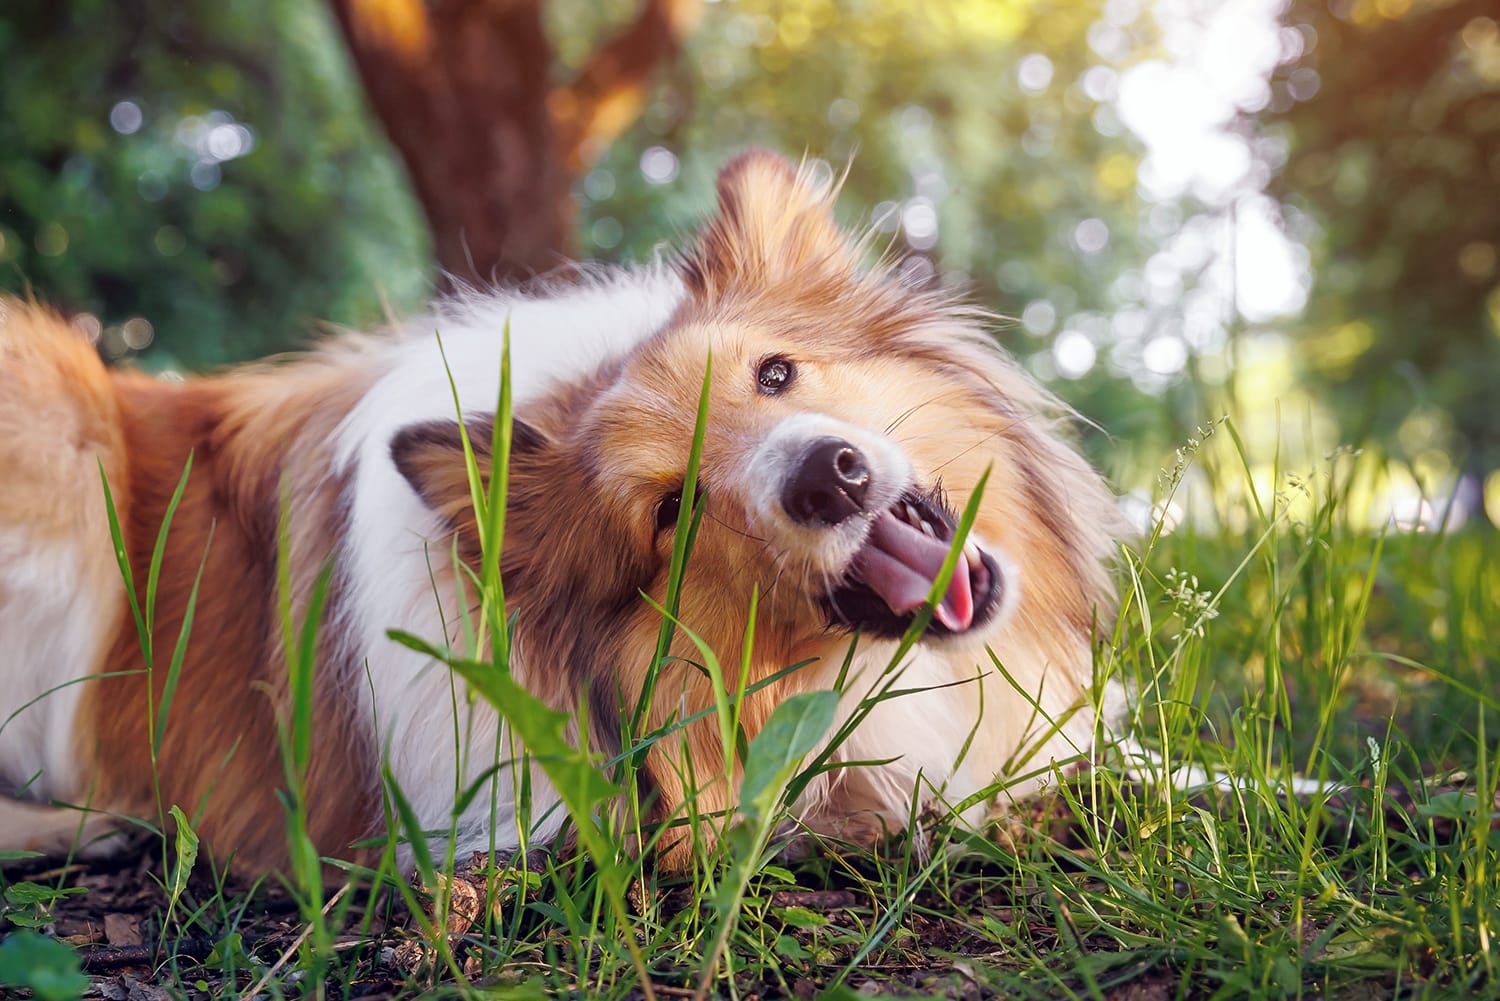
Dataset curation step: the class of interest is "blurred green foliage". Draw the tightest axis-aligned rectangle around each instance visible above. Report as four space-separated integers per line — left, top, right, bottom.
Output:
1263 0 1500 479
571 0 1174 470
2 0 1496 508
0 0 429 368
2 0 1174 467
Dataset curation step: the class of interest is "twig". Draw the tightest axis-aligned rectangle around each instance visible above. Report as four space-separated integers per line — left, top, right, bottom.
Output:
80 936 221 972
240 883 350 1000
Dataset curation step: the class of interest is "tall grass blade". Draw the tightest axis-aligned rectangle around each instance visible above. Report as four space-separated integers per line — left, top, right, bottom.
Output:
153 523 214 759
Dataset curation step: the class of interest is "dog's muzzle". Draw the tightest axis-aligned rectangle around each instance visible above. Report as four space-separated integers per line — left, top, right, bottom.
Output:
781 436 871 526
779 437 1004 638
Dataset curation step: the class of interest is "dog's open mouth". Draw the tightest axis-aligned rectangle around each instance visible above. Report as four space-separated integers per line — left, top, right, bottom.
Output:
824 488 1003 638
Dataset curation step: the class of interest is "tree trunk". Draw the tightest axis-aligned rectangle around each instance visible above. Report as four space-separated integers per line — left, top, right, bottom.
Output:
327 0 697 286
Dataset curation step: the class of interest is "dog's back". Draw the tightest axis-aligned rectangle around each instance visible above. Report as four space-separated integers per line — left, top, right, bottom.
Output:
0 301 382 866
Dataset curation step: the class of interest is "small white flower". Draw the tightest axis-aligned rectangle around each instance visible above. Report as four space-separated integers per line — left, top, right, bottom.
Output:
1163 568 1219 638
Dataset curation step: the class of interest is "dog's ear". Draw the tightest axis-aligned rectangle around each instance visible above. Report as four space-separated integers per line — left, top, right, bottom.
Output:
683 149 856 296
390 416 548 524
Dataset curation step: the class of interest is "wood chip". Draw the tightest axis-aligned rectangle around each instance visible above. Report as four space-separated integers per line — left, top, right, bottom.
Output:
104 912 142 947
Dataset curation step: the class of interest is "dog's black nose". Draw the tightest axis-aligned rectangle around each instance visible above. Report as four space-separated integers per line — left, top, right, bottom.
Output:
782 437 870 526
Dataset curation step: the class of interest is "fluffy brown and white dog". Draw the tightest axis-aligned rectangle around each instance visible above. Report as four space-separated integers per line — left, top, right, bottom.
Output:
0 152 1121 874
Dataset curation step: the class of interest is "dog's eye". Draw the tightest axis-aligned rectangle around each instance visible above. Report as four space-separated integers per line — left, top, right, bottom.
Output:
654 490 683 534
756 356 795 395
654 484 705 535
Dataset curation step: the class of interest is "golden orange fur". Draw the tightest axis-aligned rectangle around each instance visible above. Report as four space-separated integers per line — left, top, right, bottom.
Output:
0 151 1122 873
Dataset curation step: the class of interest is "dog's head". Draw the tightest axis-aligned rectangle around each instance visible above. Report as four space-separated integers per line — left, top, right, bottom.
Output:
391 151 1121 836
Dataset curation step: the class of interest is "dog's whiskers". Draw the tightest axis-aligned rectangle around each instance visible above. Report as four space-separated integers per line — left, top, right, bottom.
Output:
706 512 766 543
931 427 1010 474
884 391 964 436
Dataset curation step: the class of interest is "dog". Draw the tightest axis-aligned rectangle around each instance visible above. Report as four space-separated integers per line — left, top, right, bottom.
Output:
0 151 1122 874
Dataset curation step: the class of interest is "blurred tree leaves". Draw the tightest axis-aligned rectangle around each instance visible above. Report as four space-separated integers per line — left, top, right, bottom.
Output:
568 0 1171 470
6 0 1496 497
2 0 1170 474
0 0 430 367
1261 0 1500 477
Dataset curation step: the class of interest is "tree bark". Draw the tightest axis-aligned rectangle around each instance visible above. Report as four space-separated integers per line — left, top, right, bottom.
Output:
327 0 697 286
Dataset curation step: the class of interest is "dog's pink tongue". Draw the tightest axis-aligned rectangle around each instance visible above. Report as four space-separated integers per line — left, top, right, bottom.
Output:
852 510 974 631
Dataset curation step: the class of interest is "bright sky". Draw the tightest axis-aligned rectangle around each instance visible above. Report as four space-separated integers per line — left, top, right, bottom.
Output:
1117 0 1309 324
1034 0 1314 393
1038 0 1308 390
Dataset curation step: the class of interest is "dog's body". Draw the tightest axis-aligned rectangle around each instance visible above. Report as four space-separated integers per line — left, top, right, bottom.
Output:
0 153 1122 872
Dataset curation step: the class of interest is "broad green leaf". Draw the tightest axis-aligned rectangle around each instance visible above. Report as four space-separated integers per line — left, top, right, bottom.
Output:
1416 790 1495 821
167 805 200 910
0 930 88 1001
777 905 830 929
738 689 838 822
444 656 618 817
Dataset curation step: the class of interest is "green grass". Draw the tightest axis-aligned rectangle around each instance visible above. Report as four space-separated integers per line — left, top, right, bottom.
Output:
2 396 1497 999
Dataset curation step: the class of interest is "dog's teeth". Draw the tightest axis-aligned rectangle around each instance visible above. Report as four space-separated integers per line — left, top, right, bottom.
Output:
920 520 936 537
903 503 921 526
964 542 981 568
